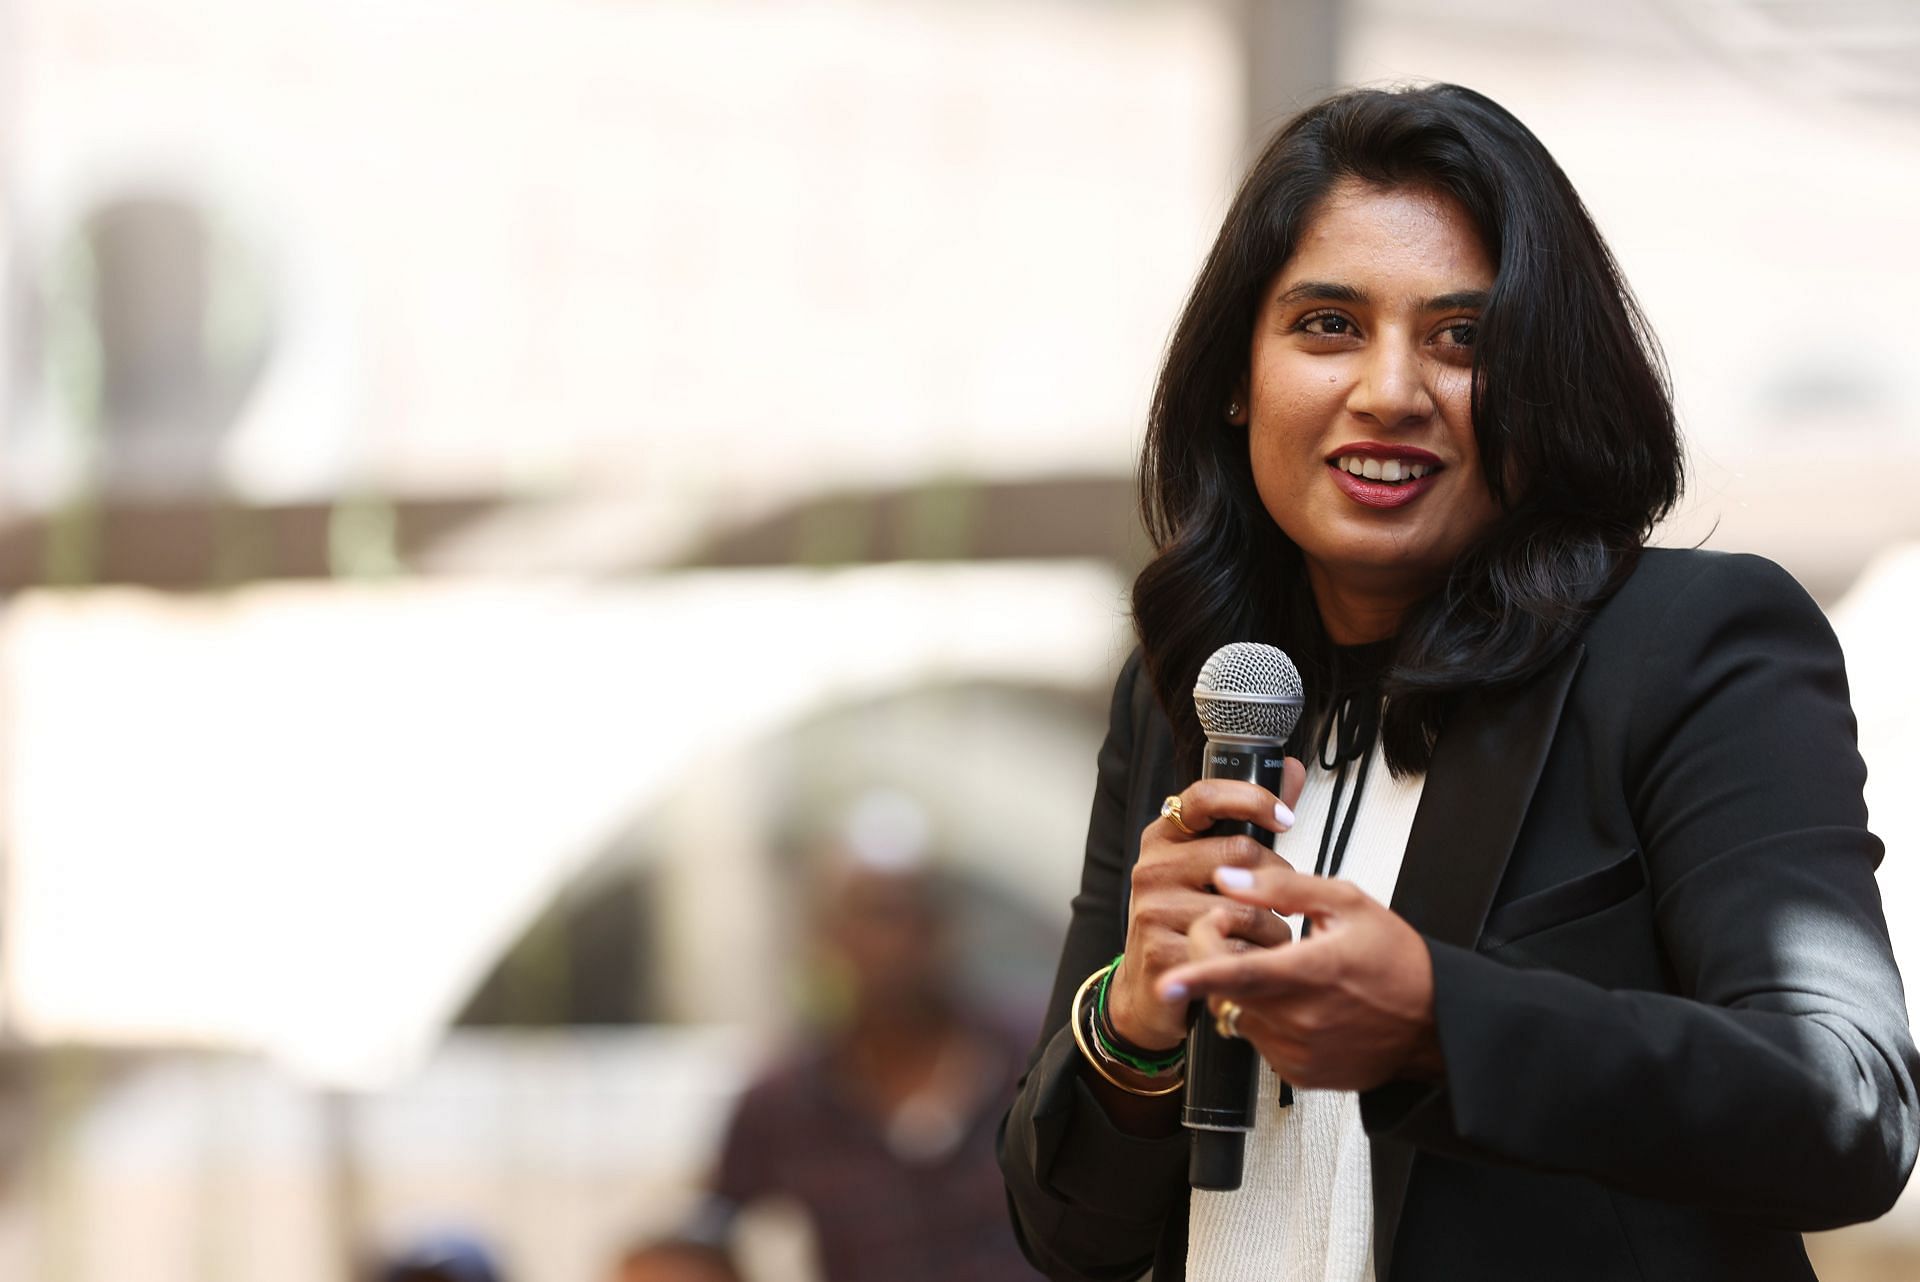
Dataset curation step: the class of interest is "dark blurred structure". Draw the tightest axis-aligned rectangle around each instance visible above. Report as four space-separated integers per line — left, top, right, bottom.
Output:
81 195 274 493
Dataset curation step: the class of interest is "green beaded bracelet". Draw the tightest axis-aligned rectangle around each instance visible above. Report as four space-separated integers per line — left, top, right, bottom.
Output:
1092 955 1187 1075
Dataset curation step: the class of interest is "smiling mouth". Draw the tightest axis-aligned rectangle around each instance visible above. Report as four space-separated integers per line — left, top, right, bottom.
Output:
1329 453 1442 486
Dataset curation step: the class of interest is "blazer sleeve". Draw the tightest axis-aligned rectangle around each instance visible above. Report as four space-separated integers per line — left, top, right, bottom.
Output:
1365 553 1920 1228
998 648 1191 1281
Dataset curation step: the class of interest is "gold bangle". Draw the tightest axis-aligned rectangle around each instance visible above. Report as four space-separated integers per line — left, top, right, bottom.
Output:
1070 965 1185 1097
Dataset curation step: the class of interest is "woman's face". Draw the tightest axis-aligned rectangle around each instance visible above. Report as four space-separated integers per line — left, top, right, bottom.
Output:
1239 179 1502 640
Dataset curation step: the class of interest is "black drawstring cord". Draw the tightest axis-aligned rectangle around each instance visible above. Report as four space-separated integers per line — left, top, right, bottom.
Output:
1270 645 1389 1108
1301 685 1381 938
1275 684 1382 1109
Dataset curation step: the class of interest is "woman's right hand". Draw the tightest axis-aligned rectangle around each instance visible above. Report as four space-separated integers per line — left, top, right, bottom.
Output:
1106 767 1308 1050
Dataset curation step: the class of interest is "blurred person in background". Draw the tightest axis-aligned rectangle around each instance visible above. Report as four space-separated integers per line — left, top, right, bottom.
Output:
372 1231 507 1282
999 82 1917 1280
607 1234 742 1282
712 801 1039 1281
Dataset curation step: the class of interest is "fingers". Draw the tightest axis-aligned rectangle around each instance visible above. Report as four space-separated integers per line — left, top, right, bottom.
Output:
1186 904 1231 961
1158 871 1377 1001
1158 941 1324 1004
1188 901 1292 954
1210 862 1369 919
1181 903 1297 1002
1119 767 1304 1050
1132 831 1285 902
1224 900 1293 950
1152 776 1299 843
1279 755 1307 814
1141 892 1291 959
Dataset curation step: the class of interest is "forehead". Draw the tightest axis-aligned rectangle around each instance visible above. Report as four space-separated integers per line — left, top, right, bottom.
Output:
1278 179 1494 292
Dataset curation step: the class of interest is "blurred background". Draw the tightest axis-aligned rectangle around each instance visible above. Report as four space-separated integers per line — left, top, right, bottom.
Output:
0 0 1917 1278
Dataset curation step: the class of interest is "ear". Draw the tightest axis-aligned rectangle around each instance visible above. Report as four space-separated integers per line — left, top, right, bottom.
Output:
1226 376 1251 426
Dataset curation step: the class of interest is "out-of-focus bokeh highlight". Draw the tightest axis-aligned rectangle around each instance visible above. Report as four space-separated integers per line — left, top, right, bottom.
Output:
0 1 1916 1279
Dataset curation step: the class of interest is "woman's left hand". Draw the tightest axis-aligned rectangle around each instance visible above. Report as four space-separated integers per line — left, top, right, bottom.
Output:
1156 862 1444 1092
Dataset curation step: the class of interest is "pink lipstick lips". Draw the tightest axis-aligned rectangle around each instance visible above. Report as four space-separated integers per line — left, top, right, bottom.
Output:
1325 443 1444 510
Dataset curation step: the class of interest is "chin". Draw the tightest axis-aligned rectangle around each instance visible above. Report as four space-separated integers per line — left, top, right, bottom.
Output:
1321 546 1455 584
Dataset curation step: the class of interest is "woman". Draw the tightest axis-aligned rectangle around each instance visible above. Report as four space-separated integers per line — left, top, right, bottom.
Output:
997 84 1919 1281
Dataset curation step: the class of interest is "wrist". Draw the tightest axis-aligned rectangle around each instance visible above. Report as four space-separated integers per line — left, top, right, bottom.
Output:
1072 960 1185 1098
1105 960 1186 1053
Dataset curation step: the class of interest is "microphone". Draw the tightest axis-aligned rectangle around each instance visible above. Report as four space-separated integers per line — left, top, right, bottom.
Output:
1184 642 1305 1191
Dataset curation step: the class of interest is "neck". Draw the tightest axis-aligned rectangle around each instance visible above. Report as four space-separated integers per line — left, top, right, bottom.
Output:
1308 582 1407 645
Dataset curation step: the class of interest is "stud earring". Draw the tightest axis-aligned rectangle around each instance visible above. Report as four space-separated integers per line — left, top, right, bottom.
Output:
1227 401 1241 419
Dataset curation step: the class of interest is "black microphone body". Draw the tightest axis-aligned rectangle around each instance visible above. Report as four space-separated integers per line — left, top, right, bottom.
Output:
1184 732 1291 1191
1182 641 1305 1192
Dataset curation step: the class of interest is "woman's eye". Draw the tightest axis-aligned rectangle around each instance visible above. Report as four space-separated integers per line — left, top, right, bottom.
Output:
1295 312 1355 337
1436 320 1477 347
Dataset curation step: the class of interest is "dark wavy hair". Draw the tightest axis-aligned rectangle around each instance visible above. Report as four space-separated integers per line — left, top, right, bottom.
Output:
1132 83 1683 775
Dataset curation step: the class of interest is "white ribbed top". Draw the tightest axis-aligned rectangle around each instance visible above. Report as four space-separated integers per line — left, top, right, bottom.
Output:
1186 736 1425 1282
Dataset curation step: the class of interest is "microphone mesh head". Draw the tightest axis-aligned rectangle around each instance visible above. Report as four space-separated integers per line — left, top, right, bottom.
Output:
1193 643 1305 742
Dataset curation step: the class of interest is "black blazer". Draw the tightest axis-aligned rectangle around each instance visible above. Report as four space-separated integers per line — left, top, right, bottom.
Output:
999 548 1920 1281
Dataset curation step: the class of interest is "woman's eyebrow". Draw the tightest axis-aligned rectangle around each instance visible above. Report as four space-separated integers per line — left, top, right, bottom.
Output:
1276 280 1367 305
1274 283 1489 311
1424 289 1489 311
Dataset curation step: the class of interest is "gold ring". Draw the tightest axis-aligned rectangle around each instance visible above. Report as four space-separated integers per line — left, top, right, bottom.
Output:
1214 999 1244 1040
1160 794 1199 838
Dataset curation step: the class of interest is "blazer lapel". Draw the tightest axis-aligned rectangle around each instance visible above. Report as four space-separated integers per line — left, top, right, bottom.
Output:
1368 640 1584 1279
1391 640 1584 941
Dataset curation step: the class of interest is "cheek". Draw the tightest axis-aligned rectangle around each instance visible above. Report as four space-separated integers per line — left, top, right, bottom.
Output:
1445 468 1505 552
1256 360 1343 419
1432 363 1474 406
1246 433 1313 509
1248 382 1341 477
1451 429 1499 511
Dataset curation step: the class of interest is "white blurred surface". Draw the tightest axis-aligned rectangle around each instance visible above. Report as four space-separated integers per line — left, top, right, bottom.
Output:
0 561 1126 1084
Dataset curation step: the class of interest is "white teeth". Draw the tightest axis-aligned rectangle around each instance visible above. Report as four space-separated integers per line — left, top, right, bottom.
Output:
1334 455 1434 482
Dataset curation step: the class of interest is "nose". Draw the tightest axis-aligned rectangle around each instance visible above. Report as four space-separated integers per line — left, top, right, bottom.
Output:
1346 338 1435 430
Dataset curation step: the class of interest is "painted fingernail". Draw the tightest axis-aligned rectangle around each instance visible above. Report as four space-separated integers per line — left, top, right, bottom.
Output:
1274 801 1296 830
1214 865 1255 890
1162 983 1189 1001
